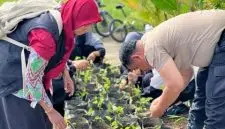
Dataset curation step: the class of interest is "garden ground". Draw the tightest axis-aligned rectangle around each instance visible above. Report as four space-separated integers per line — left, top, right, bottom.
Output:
103 37 121 65
102 36 188 129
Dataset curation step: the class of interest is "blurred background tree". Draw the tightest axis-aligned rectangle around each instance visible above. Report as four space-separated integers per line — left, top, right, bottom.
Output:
0 0 224 29
122 0 225 26
0 0 14 5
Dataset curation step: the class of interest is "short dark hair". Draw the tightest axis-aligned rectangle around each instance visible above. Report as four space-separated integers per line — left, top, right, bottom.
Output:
119 40 138 67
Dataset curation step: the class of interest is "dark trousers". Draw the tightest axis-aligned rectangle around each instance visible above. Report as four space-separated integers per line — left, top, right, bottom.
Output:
0 95 52 129
52 77 75 116
52 78 69 116
188 31 225 129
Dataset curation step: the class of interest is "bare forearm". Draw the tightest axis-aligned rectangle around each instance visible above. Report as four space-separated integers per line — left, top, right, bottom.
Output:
158 73 187 109
39 100 53 113
63 66 70 77
158 86 182 109
151 58 189 117
158 71 189 109
181 67 194 86
93 51 100 57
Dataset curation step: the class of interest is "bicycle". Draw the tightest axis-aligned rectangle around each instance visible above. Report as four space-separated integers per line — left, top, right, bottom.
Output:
94 0 114 37
109 4 136 43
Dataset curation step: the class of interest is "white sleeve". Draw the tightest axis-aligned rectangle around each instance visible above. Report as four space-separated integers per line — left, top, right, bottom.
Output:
150 69 164 89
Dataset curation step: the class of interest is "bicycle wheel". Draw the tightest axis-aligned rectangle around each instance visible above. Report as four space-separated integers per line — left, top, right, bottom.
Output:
94 11 113 37
109 19 127 43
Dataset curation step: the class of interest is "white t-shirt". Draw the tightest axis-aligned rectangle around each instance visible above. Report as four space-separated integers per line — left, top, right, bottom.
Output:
150 69 164 89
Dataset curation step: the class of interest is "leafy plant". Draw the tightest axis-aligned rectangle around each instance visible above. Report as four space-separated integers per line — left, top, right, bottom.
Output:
122 0 225 26
87 108 94 116
66 63 163 128
102 76 111 92
77 87 88 99
125 125 141 129
94 116 103 121
92 94 105 109
111 120 122 129
105 115 113 122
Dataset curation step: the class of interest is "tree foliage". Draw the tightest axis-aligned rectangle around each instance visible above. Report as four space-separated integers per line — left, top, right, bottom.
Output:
122 0 225 26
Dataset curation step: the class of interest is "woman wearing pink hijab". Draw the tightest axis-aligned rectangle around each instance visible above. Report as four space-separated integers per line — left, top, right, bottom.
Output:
0 0 101 129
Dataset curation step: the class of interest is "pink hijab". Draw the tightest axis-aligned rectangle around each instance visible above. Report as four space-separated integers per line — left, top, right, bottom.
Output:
45 0 101 89
61 0 101 56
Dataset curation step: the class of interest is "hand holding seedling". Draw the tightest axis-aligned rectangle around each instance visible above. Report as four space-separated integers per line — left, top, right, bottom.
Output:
72 59 90 71
128 72 139 84
119 79 128 89
87 51 100 62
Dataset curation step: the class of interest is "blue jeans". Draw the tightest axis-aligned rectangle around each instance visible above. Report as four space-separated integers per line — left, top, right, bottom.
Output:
188 31 225 129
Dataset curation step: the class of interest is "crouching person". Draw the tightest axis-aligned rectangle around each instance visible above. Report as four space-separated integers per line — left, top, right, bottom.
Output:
119 10 225 129
70 32 106 68
53 32 105 115
119 32 196 115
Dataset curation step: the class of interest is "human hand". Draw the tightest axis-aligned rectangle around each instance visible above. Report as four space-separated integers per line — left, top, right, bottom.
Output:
72 60 90 71
133 69 141 76
128 72 138 83
46 108 66 129
63 69 75 96
119 79 128 89
87 51 99 62
149 97 166 118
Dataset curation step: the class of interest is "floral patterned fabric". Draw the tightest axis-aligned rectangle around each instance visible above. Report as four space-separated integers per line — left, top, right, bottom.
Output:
14 49 52 107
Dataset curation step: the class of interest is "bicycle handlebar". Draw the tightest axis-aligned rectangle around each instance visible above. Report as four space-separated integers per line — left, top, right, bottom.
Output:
115 4 126 17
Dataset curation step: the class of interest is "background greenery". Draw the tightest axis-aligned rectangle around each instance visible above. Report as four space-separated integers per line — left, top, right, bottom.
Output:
121 0 225 26
1 0 224 29
0 0 14 4
97 0 225 30
99 0 145 31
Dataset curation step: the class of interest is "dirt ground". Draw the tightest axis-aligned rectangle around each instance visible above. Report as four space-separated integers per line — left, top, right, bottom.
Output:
102 37 121 65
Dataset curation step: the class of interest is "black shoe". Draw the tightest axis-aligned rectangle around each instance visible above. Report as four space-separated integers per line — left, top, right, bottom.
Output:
165 103 189 116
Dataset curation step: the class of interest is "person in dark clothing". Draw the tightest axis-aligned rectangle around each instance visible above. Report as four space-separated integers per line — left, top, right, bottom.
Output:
67 32 106 72
71 32 105 64
53 32 106 116
120 65 195 103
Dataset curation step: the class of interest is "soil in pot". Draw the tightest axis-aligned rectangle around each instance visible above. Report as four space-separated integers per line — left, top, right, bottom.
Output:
86 83 96 91
142 117 163 128
108 92 122 99
65 99 87 110
93 110 107 118
123 104 136 114
85 94 96 101
118 115 139 127
91 120 111 129
65 109 88 118
72 117 89 129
